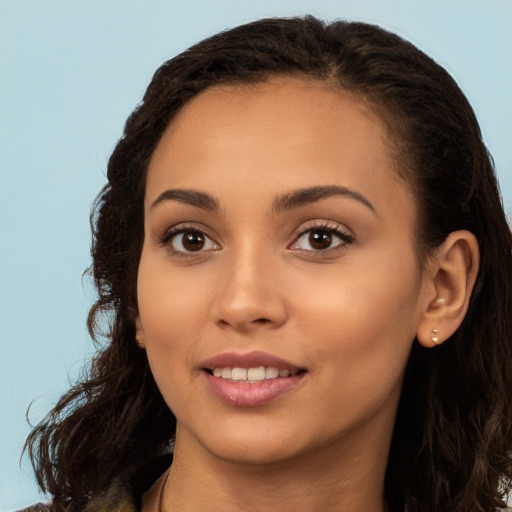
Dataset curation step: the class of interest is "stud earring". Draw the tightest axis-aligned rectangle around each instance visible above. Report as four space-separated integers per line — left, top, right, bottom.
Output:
135 335 145 348
431 329 439 345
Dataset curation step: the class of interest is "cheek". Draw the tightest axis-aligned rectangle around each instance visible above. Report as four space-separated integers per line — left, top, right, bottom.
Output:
293 253 423 392
137 252 210 337
136 256 209 397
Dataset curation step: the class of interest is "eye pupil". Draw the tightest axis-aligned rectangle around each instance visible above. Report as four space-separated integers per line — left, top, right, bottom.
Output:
309 230 332 250
182 232 205 251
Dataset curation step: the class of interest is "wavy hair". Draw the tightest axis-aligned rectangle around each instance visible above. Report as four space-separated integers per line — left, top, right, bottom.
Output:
26 16 512 512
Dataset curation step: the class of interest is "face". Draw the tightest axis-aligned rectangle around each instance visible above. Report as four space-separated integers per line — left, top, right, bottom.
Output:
136 78 431 466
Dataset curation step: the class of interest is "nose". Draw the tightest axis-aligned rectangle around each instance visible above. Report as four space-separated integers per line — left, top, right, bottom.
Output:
212 249 288 332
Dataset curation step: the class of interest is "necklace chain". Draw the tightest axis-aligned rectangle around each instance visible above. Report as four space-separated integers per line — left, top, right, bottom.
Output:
158 468 171 512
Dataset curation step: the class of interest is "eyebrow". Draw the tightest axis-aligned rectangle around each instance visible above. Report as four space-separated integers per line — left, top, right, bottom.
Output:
272 185 376 214
149 184 376 215
150 189 219 211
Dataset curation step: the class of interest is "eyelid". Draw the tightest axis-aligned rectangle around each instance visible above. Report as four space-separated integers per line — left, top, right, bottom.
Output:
289 220 354 251
158 222 221 253
158 221 212 242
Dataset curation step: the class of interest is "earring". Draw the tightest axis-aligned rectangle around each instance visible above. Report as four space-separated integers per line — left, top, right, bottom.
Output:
135 335 145 348
431 329 440 346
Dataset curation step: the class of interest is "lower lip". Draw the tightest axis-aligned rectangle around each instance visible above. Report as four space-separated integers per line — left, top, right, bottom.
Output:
204 372 305 407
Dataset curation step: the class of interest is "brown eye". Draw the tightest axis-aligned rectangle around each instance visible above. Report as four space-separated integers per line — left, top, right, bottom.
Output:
181 231 205 251
308 230 333 250
290 225 352 252
168 230 219 253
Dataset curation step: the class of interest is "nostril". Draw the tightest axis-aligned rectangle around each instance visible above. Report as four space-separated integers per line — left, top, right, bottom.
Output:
253 318 271 324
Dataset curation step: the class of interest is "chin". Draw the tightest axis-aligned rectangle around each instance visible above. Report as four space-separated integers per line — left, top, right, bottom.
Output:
205 438 302 466
182 418 309 465
186 415 344 468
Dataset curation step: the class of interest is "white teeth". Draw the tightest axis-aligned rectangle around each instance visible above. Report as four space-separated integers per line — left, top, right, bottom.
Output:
265 367 279 379
211 366 296 381
231 368 247 381
221 368 232 379
247 367 266 381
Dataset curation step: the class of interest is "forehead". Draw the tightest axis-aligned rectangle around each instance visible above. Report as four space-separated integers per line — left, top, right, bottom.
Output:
158 78 386 158
146 77 410 219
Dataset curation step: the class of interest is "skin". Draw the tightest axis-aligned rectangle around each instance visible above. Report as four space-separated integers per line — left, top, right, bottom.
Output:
136 77 479 512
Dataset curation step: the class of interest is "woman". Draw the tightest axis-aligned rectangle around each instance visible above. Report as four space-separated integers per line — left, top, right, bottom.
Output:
23 16 512 512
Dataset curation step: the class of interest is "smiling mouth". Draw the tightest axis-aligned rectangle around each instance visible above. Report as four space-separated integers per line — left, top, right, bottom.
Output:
202 354 307 406
206 366 304 382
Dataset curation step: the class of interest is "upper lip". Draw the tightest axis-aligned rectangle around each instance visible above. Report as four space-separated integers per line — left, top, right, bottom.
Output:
200 351 304 372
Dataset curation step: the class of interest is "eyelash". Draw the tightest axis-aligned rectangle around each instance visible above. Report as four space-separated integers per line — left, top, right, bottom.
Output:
290 222 354 253
158 221 354 256
158 223 220 257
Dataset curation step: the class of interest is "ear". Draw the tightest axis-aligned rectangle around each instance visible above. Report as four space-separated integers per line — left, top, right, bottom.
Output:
416 230 479 348
135 316 146 349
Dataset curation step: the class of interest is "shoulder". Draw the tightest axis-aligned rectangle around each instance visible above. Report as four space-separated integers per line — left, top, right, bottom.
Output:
15 480 136 512
16 454 172 512
15 485 135 512
13 475 137 512
16 505 51 512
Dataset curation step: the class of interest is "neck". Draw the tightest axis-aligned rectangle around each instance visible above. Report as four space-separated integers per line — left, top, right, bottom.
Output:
161 420 392 512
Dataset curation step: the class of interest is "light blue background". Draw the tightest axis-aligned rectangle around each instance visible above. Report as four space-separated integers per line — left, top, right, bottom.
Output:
1 0 511 510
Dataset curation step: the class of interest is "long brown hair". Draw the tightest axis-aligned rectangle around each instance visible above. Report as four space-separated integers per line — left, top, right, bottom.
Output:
26 16 512 512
